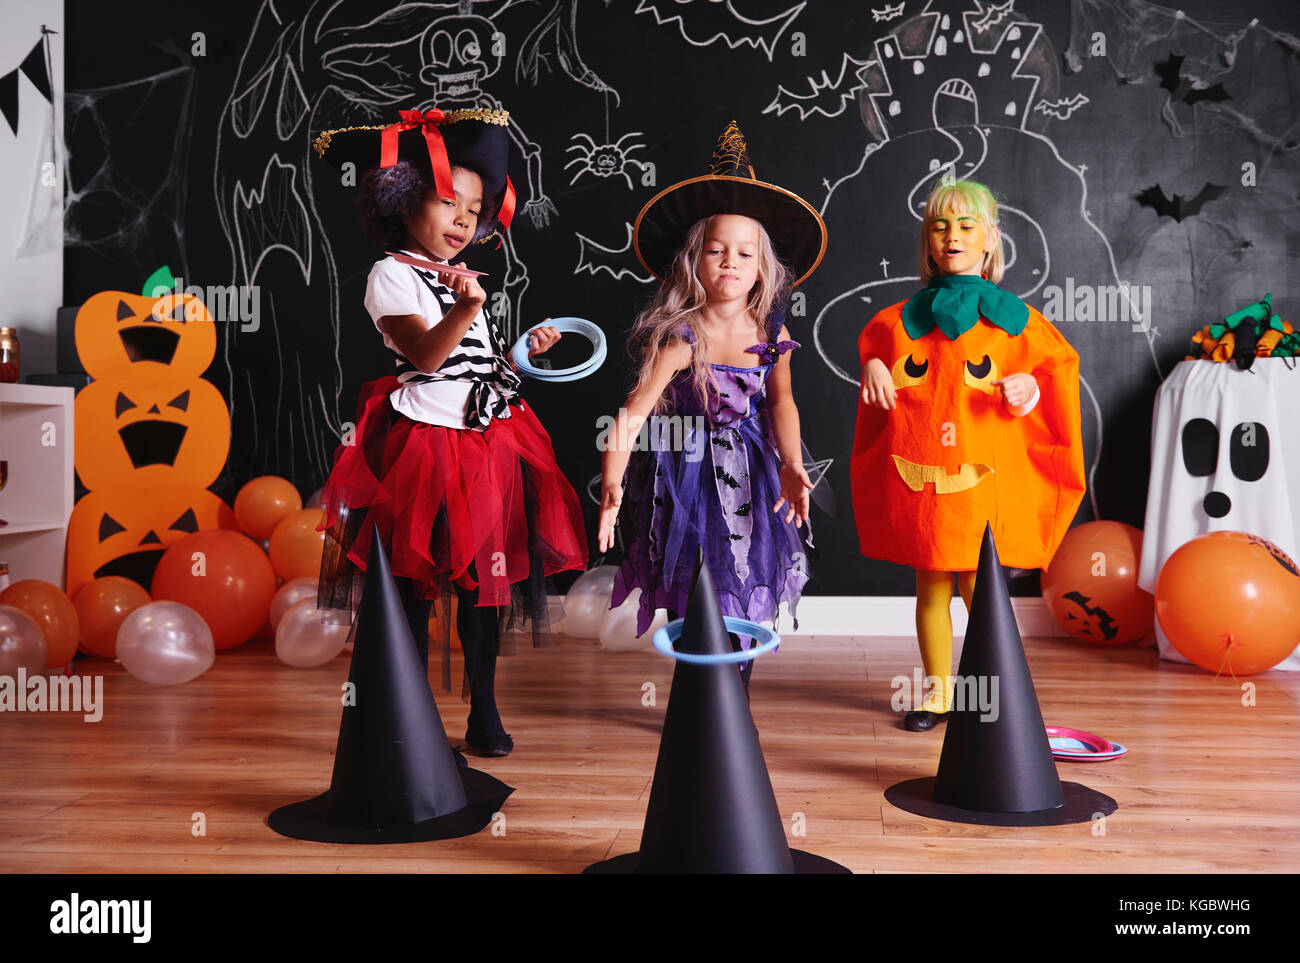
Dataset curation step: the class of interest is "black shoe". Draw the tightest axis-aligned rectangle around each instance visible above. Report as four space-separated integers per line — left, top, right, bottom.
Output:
464 728 514 757
904 710 948 732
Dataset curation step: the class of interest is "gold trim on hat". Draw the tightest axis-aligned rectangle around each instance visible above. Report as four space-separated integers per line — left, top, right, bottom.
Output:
312 108 510 160
709 121 755 178
631 174 829 287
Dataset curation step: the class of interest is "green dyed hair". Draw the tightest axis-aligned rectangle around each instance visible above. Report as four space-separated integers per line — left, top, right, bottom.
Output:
919 179 1005 284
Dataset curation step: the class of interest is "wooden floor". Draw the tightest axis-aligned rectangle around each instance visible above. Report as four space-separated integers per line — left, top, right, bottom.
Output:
2 630 1298 874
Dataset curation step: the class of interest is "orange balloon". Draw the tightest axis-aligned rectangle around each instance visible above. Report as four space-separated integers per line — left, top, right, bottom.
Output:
1043 521 1155 645
1155 532 1300 675
234 476 303 540
151 530 277 650
269 508 326 581
0 580 80 669
72 576 152 658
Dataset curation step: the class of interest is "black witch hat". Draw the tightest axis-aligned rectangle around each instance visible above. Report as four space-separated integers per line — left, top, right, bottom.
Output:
586 551 848 873
312 106 516 238
885 524 1118 826
632 120 827 286
268 526 513 844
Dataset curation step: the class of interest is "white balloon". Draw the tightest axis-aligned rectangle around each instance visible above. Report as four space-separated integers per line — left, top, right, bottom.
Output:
116 601 215 686
0 604 46 676
275 598 351 668
561 565 618 639
270 577 319 631
599 588 667 651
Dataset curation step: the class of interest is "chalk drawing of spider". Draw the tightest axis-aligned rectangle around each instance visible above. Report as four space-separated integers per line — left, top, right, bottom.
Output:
565 132 647 189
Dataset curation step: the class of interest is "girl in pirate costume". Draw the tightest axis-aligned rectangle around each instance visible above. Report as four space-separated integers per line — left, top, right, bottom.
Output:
597 122 826 692
313 108 588 756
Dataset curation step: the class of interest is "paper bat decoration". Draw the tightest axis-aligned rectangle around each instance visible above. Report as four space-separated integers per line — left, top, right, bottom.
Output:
1135 182 1226 222
574 225 654 283
634 0 806 62
871 2 905 21
763 53 873 120
1032 93 1090 121
1155 53 1232 105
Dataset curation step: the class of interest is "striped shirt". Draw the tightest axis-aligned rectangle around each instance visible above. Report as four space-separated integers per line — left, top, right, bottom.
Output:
363 251 521 429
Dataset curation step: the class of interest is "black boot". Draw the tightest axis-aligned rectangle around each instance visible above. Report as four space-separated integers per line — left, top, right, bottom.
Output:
457 585 513 757
904 710 948 732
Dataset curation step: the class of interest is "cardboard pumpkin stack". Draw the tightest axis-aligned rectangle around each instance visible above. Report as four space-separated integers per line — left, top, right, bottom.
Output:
66 272 236 600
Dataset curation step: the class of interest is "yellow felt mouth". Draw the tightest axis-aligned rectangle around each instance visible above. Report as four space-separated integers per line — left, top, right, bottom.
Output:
891 454 992 494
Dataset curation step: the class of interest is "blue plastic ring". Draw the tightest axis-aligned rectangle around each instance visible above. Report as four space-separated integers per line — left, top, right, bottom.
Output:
652 617 782 664
510 317 607 382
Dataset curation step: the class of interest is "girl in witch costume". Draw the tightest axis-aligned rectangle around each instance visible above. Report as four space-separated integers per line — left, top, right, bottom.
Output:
312 108 588 756
598 122 826 691
853 180 1084 731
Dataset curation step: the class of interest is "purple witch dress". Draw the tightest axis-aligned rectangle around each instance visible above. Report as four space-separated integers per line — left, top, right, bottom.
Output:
611 321 813 638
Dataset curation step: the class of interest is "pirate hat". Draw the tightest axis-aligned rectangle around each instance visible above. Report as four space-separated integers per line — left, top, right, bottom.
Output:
632 120 827 286
313 107 517 235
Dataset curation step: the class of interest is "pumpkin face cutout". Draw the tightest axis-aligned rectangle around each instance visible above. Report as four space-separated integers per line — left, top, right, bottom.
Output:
74 290 216 380
851 304 1085 571
75 377 230 489
66 485 238 600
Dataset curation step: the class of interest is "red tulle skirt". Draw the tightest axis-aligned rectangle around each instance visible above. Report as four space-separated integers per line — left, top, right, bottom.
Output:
317 376 588 614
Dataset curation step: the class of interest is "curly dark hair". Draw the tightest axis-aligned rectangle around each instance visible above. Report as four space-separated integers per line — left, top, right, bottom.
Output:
356 160 500 251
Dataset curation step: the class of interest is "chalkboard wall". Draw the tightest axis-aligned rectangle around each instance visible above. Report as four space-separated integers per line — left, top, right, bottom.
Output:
64 0 1300 595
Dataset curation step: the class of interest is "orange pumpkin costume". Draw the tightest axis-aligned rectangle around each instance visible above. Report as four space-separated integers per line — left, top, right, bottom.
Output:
851 280 1085 571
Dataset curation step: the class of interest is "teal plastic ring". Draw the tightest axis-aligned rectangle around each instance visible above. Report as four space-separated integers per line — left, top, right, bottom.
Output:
510 317 607 382
652 617 781 664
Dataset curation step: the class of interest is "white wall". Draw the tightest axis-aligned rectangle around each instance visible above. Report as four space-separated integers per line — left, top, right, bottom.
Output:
0 0 63 378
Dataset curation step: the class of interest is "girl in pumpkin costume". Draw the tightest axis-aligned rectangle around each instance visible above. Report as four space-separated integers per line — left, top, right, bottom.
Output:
597 122 824 691
312 108 589 756
853 180 1084 730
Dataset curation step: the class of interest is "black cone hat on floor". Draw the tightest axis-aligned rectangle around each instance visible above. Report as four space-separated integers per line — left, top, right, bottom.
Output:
885 524 1117 826
268 526 513 843
586 551 848 873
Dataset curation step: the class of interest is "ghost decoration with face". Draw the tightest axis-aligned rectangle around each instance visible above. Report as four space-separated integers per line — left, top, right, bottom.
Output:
1138 357 1300 670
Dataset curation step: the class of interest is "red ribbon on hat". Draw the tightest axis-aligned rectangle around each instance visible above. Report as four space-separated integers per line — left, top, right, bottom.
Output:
499 176 516 231
381 108 455 203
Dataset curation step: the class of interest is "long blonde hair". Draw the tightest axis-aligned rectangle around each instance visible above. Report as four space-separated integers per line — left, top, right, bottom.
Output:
629 215 792 416
919 179 1006 284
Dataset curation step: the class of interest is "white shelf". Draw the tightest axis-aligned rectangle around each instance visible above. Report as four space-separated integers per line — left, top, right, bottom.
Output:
0 521 65 535
0 382 73 406
0 383 75 588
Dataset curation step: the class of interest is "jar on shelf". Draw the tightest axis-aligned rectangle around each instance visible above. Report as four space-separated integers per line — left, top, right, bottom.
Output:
0 328 18 383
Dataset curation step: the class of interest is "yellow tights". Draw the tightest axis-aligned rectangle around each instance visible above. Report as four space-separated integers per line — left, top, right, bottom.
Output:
914 569 976 713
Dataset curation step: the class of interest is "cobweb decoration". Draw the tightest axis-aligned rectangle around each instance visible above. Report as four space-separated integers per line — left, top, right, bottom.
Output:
59 65 198 276
1065 0 1300 149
